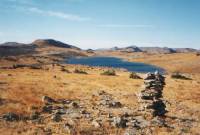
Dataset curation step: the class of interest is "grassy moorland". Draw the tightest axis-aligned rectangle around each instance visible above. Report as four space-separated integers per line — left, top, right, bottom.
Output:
0 51 200 134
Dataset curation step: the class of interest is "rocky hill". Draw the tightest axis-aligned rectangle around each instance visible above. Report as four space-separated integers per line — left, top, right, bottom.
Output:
32 39 80 50
0 39 81 57
0 39 87 67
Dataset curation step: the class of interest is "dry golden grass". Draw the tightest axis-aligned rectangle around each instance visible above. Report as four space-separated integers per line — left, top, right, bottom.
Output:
0 65 142 115
0 52 200 134
0 65 144 134
0 64 200 134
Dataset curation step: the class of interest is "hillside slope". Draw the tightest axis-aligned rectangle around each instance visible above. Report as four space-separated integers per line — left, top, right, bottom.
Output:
0 39 86 67
32 39 80 50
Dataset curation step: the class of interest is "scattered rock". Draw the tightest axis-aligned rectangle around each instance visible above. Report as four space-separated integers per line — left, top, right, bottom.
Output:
58 99 72 104
144 73 156 80
112 116 127 128
2 112 19 121
42 96 56 104
92 120 101 128
0 78 184 134
109 101 122 108
42 105 53 113
97 90 106 96
43 128 52 135
132 116 150 128
124 128 137 135
98 91 123 108
53 109 65 115
151 117 167 127
51 113 62 122
70 102 79 108
64 121 74 134
30 112 40 120
152 100 167 116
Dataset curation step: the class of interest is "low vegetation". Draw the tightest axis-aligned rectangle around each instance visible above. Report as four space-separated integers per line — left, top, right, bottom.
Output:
101 69 116 76
171 72 192 80
74 68 88 74
61 67 71 73
129 72 142 79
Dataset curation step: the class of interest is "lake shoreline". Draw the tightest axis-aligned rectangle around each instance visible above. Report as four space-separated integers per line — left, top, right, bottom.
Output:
66 56 165 74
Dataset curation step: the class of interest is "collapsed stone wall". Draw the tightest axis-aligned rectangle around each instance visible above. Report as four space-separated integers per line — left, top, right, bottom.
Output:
138 71 167 117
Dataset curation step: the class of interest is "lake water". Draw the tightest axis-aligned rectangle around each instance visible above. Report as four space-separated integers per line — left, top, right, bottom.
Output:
67 56 164 73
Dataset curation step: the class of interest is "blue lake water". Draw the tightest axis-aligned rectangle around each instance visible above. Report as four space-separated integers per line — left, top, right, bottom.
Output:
67 56 164 73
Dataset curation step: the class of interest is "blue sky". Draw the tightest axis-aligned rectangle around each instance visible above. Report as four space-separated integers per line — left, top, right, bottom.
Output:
0 0 199 49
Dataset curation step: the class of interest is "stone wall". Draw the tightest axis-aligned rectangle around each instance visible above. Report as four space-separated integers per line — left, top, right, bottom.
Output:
138 71 167 117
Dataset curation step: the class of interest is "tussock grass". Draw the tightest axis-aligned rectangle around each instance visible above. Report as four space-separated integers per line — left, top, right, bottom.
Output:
129 72 142 79
101 69 116 76
171 72 192 80
74 68 88 74
61 67 71 73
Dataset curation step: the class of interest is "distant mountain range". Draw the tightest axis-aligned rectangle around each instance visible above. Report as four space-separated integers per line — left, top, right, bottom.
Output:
0 39 199 57
100 45 199 54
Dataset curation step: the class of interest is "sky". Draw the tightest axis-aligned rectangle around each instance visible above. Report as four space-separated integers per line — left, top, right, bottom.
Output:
0 0 199 49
